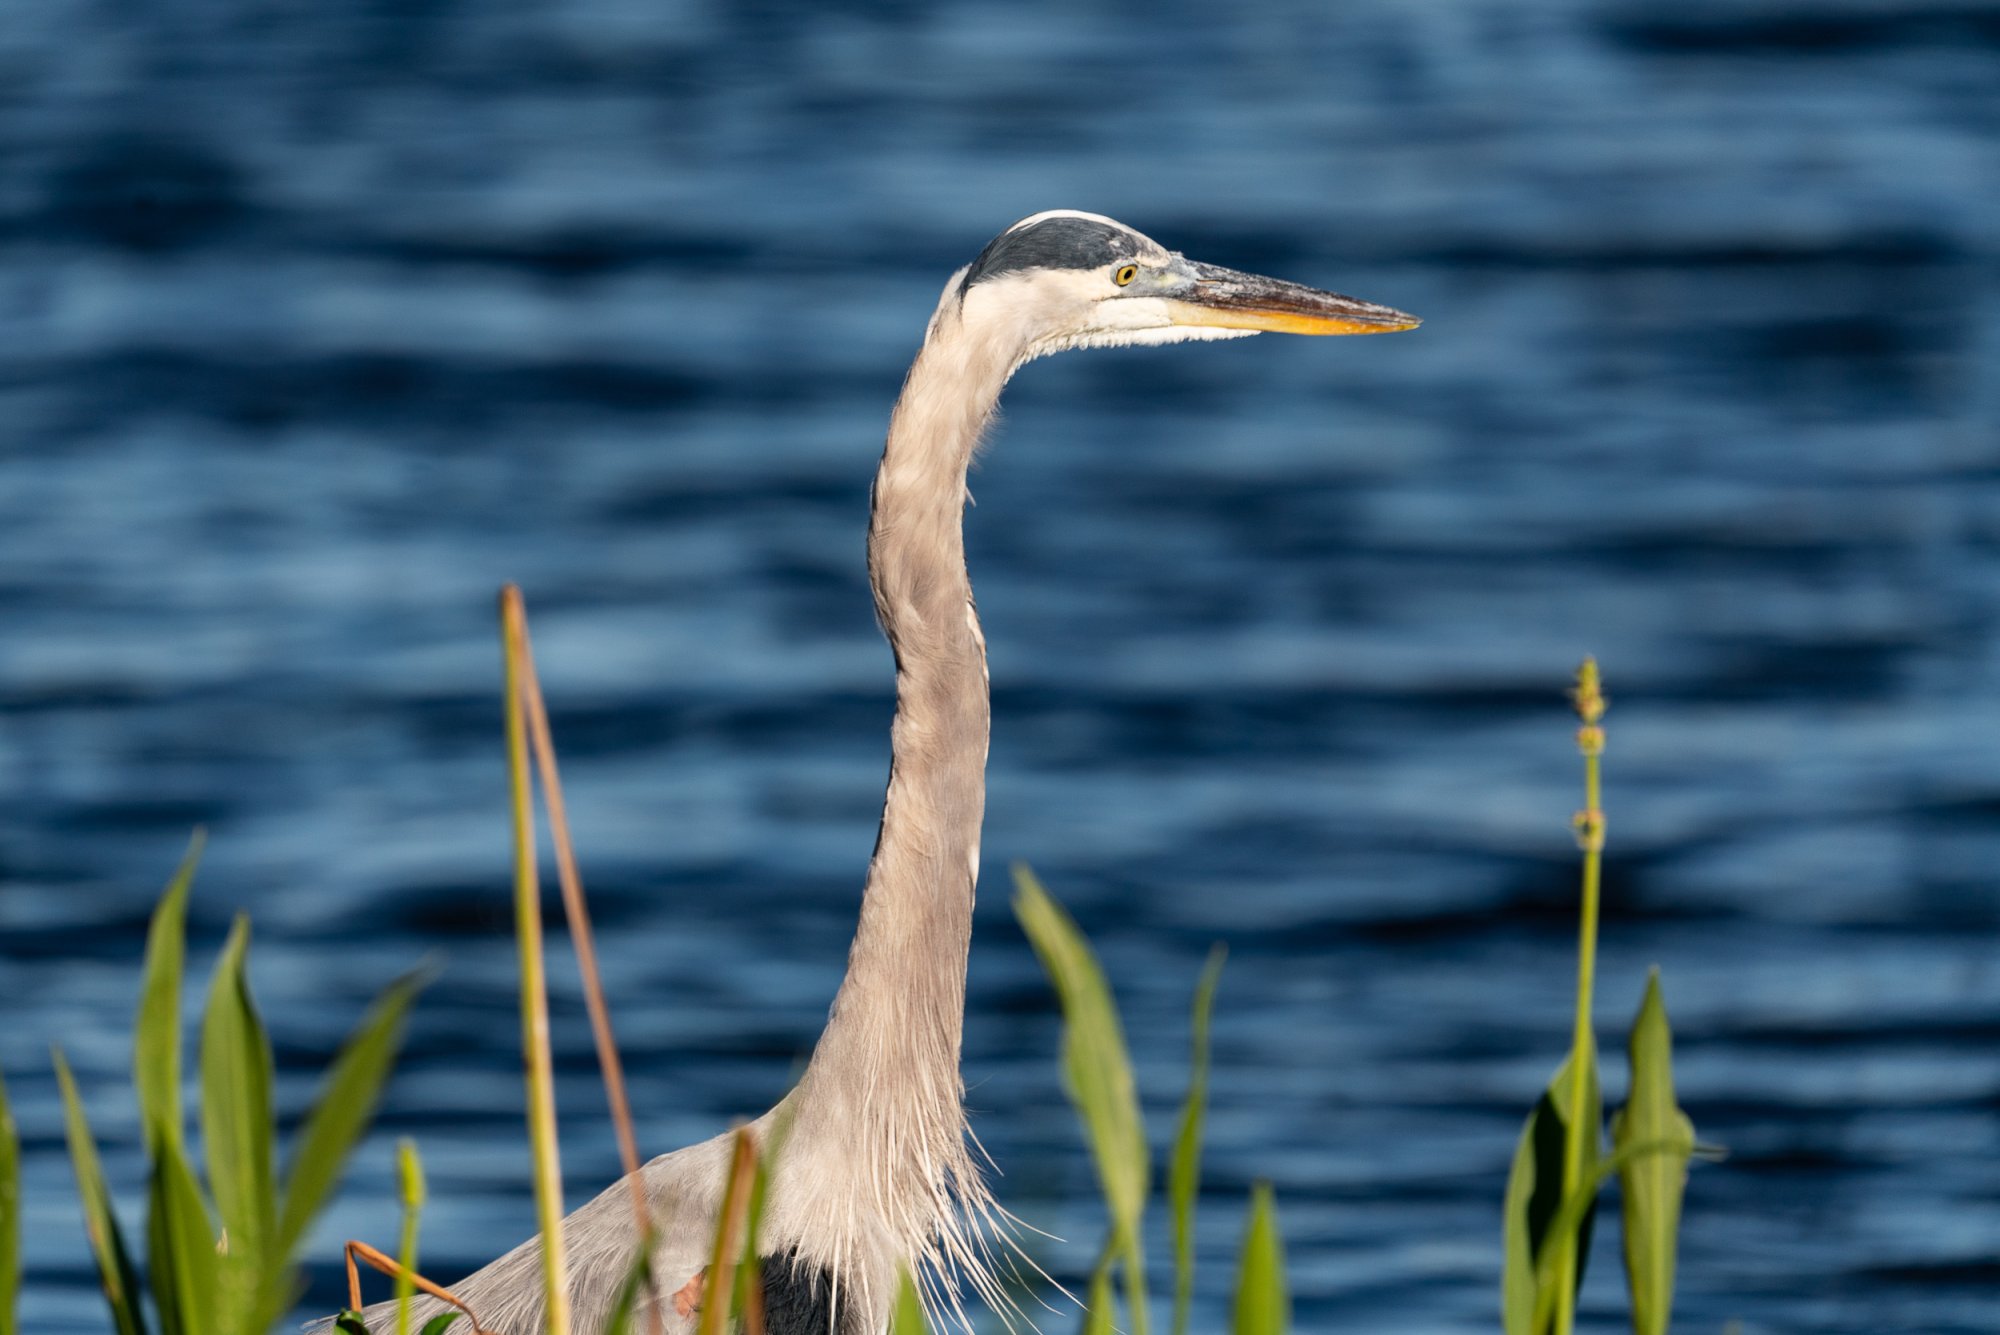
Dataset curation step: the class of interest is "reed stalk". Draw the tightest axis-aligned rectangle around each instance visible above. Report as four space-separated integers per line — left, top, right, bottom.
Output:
510 591 661 1333
1553 659 1607 1335
502 585 571 1335
343 1239 495 1335
696 1128 760 1335
394 1141 424 1335
508 587 664 1335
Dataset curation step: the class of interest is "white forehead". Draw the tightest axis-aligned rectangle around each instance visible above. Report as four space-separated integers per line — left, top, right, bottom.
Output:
1004 209 1122 233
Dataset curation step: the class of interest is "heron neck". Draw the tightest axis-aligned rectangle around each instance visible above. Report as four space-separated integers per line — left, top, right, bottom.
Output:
798 306 1013 1136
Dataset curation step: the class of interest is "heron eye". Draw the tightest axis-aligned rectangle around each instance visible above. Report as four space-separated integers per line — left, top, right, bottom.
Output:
1113 264 1138 287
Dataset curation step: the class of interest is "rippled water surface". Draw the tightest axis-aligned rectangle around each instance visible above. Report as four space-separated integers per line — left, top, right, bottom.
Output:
4 2 1999 1331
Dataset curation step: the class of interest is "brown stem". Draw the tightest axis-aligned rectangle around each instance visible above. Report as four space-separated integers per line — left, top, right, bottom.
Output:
697 1129 761 1335
509 593 662 1334
342 1239 498 1335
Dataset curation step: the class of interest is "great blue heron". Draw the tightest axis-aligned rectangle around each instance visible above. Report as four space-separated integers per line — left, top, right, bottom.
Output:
325 211 1417 1335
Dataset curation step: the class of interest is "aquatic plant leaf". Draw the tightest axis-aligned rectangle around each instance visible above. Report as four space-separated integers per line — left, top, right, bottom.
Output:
1080 1258 1115 1335
419 1315 462 1335
1524 1137 1681 1335
1013 867 1151 1335
276 968 426 1258
891 1269 931 1335
1169 947 1224 1335
1502 1050 1601 1335
333 1311 372 1335
1230 1184 1288 1335
1612 971 1695 1335
53 1050 150 1335
135 832 204 1157
1501 1110 1537 1335
1 1067 21 1335
146 1130 217 1335
202 914 277 1330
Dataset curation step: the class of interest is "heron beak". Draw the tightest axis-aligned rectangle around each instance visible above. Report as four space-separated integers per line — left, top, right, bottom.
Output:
1164 262 1420 336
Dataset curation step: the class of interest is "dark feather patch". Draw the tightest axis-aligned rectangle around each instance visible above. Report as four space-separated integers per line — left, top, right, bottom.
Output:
961 215 1142 289
761 1253 864 1335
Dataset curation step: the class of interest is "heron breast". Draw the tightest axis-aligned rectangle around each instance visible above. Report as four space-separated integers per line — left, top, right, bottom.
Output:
761 1251 865 1335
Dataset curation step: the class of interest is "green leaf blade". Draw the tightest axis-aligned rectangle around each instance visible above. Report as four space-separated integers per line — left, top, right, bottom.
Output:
201 914 277 1331
1169 947 1224 1335
276 969 427 1259
1503 1049 1603 1335
1012 867 1151 1335
53 1050 149 1335
135 832 204 1157
1 1067 18 1335
1080 1259 1116 1335
146 1131 217 1335
1011 869 1150 1224
1230 1184 1288 1335
1614 970 1695 1335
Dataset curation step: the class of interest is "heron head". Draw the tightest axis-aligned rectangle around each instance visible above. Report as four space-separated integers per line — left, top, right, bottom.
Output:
954 210 1420 365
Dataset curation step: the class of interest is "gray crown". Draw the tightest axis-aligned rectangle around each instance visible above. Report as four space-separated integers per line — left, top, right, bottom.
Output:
961 215 1144 289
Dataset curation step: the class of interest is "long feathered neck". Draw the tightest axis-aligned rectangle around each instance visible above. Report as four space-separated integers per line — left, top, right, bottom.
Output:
779 289 1019 1326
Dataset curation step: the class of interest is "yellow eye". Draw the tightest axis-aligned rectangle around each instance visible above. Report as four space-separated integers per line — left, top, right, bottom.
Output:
1113 264 1138 287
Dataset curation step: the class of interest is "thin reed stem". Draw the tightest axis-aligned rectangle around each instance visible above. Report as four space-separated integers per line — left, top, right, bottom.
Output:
502 585 571 1335
395 1141 423 1335
343 1240 496 1335
1554 658 1607 1335
512 596 661 1333
697 1129 760 1335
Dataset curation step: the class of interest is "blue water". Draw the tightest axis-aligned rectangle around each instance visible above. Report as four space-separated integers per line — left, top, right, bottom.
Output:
4 2 1999 1330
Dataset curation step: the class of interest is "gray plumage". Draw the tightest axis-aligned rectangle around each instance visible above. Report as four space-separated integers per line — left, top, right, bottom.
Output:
315 211 1416 1335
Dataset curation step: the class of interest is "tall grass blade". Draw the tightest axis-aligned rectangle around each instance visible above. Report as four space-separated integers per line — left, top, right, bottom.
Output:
1502 1050 1602 1335
1230 1184 1287 1335
1079 1261 1115 1335
1501 1108 1536 1335
1611 971 1695 1335
501 585 570 1335
1169 947 1224 1335
1012 867 1151 1335
146 1131 218 1335
276 968 427 1258
53 1050 149 1335
0 1067 20 1335
135 831 204 1156
202 914 277 1331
